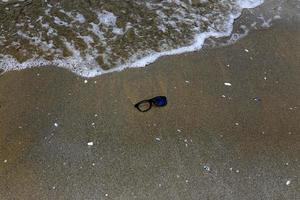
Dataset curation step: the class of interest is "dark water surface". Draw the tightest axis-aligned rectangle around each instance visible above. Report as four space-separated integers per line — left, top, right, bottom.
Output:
0 0 264 76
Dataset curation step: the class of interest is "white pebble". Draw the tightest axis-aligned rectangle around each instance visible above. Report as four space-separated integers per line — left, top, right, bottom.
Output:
203 165 210 172
84 80 88 83
105 194 108 197
224 82 232 86
87 142 94 146
244 49 249 52
286 180 291 186
54 123 58 127
155 137 161 141
3 160 7 163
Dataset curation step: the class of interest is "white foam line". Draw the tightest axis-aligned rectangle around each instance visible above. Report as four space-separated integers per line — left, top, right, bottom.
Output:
102 1 264 76
103 14 238 76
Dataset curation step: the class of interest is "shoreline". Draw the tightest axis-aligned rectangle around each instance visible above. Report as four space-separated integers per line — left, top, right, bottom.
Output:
0 0 272 78
0 0 295 78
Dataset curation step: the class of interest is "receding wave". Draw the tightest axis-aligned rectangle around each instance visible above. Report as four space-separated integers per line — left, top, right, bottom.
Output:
0 0 263 77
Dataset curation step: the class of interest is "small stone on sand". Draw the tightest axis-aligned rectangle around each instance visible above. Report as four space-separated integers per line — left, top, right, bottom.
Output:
203 165 210 172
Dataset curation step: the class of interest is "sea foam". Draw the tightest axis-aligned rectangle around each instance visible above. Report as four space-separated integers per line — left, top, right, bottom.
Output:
0 0 265 77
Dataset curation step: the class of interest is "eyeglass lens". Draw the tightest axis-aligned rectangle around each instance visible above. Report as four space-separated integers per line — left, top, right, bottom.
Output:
136 101 151 112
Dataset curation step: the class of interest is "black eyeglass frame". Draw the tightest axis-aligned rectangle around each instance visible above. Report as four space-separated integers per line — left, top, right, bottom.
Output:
134 96 167 112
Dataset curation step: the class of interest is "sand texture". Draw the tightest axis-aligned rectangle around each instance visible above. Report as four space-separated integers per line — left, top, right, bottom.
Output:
0 5 300 200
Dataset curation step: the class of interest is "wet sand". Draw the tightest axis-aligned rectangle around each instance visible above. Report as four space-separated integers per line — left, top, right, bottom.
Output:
1 9 300 200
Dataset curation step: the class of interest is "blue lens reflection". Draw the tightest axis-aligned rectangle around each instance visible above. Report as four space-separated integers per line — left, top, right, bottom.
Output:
153 96 167 106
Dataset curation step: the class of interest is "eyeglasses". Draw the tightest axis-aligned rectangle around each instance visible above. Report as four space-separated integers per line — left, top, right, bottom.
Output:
134 96 167 112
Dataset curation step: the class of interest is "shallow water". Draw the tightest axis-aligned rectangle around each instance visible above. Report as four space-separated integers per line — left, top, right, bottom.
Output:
0 0 266 77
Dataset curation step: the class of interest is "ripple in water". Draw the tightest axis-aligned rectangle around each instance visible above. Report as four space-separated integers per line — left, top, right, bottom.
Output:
0 0 263 77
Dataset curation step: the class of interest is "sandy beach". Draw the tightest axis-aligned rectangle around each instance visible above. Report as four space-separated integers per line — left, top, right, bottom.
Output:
1 2 300 200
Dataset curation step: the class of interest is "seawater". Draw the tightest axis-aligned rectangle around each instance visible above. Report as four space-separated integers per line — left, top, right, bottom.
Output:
0 0 264 77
